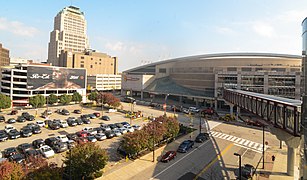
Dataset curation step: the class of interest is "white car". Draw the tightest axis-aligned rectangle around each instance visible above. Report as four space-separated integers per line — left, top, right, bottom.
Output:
127 126 134 133
119 127 128 134
132 125 142 131
95 133 107 141
40 145 55 158
4 125 15 134
57 135 69 143
113 129 122 137
60 120 68 128
188 107 200 113
108 109 117 113
36 120 45 127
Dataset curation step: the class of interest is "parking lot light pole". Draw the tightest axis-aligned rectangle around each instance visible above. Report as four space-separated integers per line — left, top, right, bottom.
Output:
234 153 242 180
263 125 265 169
152 123 155 162
199 112 202 134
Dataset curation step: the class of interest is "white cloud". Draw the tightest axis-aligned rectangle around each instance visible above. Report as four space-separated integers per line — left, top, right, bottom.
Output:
0 17 39 37
252 21 275 38
216 26 234 35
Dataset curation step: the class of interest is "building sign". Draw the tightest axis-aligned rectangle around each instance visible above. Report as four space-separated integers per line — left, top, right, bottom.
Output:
27 66 86 90
123 75 140 82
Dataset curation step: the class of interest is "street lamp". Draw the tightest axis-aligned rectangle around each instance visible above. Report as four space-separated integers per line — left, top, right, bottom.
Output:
234 153 242 180
164 94 169 116
199 111 202 134
262 125 266 169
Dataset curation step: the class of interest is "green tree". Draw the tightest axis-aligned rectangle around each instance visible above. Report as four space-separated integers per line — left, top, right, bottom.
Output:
158 116 180 140
72 92 82 103
0 160 25 180
0 94 11 111
47 94 58 105
25 163 63 180
88 92 98 102
29 95 46 108
63 143 108 179
59 94 72 105
121 130 149 158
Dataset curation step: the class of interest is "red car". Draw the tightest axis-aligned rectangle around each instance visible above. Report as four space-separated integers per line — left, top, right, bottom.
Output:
76 131 88 137
93 112 101 117
76 137 88 144
160 151 177 162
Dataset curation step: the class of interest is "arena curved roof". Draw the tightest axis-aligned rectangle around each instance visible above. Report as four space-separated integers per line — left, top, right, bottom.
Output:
124 52 301 73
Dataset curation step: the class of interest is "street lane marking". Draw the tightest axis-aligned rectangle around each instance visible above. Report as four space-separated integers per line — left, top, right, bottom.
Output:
150 139 211 179
193 143 234 180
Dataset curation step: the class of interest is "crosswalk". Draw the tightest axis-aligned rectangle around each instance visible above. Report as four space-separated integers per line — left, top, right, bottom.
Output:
210 131 268 153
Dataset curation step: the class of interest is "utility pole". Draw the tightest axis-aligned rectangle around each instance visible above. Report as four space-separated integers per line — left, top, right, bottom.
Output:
262 125 265 169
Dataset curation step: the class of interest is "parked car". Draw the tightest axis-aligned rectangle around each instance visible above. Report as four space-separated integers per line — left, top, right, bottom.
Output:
188 107 200 113
17 116 26 123
3 147 18 158
115 123 124 128
8 153 25 164
81 114 90 119
21 112 30 118
132 125 142 131
0 131 8 142
101 116 110 121
119 127 128 134
52 142 68 153
67 140 76 149
20 127 33 137
67 119 77 126
25 149 42 158
161 151 177 162
239 164 255 179
32 126 42 134
73 109 81 114
121 122 130 128
82 118 91 124
39 145 55 158
93 112 101 117
94 127 103 134
177 140 194 153
5 125 15 133
66 133 78 141
246 119 264 127
26 115 35 121
10 110 18 115
127 126 135 133
100 124 111 131
43 110 52 115
32 139 45 148
105 130 115 139
26 123 36 130
57 135 69 143
45 137 60 147
113 129 122 137
76 131 88 138
49 122 60 130
195 133 210 143
88 114 96 119
17 143 33 154
59 120 69 128
95 133 106 141
36 120 45 127
8 129 20 139
61 109 70 115
109 124 118 130
0 115 5 122
76 118 84 125
7 118 16 124
87 135 97 142
76 137 88 144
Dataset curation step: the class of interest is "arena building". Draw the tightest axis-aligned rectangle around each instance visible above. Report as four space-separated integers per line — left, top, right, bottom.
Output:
121 53 301 108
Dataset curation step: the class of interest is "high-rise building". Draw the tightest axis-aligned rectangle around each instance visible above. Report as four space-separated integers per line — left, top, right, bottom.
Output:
47 6 89 66
0 43 10 66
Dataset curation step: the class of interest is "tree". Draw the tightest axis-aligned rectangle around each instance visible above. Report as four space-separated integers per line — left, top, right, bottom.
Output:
0 160 25 180
143 121 167 151
0 94 11 111
25 163 63 180
63 143 108 179
88 92 98 102
121 130 149 158
29 95 46 108
72 92 82 103
100 93 121 108
47 94 58 105
59 94 72 105
157 116 180 140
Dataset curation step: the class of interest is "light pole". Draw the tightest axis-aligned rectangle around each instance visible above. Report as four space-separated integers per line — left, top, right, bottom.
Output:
164 94 169 116
199 111 202 134
101 93 104 116
234 153 242 180
152 122 155 162
262 125 265 169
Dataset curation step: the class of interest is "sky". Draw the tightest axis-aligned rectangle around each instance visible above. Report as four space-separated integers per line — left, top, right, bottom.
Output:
1 0 307 72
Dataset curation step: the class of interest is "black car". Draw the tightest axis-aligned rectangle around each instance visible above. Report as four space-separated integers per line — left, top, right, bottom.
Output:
82 118 91 124
76 118 84 125
26 115 35 121
177 140 194 153
26 123 36 130
101 116 110 121
32 139 45 148
66 133 78 141
17 116 26 123
240 164 255 179
32 126 42 134
20 127 33 137
8 129 20 139
109 124 118 130
7 118 16 124
22 112 30 118
81 114 90 119
105 130 115 139
94 127 103 133
121 122 130 127
17 143 33 154
61 109 70 115
67 119 77 126
25 149 42 158
8 153 25 164
52 142 68 153
195 133 210 143
49 122 60 130
73 109 81 114
45 137 60 147
0 130 8 141
0 115 5 122
3 147 18 157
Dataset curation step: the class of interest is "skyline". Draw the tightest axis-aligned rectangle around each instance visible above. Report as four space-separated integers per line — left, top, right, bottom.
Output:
1 1 307 71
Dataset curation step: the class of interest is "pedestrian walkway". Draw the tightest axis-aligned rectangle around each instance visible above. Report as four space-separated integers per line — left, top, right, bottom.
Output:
210 131 268 153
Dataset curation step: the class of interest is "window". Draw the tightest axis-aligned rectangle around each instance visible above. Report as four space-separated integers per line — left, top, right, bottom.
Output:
95 62 97 64
81 56 84 59
81 61 84 63
159 68 166 73
90 65 93 68
80 64 84 68
91 58 93 60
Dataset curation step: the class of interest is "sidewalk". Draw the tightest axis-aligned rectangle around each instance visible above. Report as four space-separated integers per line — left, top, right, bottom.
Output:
255 146 297 180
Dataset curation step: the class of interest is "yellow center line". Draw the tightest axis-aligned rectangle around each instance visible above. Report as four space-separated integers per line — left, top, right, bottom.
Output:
193 143 234 180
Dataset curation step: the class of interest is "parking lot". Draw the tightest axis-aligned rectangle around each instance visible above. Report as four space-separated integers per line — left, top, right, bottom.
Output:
0 103 152 167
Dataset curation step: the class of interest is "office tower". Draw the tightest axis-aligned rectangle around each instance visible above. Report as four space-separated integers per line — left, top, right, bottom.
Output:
47 6 89 66
0 43 10 66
